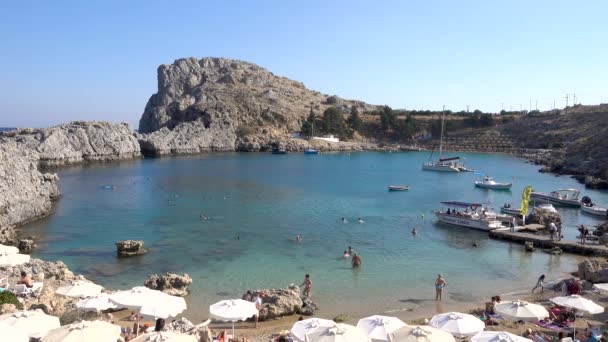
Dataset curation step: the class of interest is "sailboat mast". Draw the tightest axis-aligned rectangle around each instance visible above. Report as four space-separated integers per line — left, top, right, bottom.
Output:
439 105 445 158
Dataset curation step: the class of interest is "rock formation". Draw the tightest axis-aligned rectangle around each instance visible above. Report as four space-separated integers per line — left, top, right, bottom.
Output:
144 273 192 297
0 121 141 167
115 240 148 257
526 207 562 227
0 142 60 244
18 238 36 253
241 285 311 321
137 57 379 155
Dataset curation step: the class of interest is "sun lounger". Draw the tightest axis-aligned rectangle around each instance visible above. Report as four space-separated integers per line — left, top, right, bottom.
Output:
9 282 43 296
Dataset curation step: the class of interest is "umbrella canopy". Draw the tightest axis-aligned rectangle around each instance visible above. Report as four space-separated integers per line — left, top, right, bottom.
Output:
0 244 19 255
55 280 103 298
494 300 549 321
389 325 455 342
41 320 121 342
76 293 117 312
109 286 187 318
0 252 30 266
0 310 61 338
0 322 29 342
471 331 532 342
429 312 484 338
209 299 258 322
550 295 604 314
357 315 407 342
131 331 198 342
291 318 337 342
305 323 370 342
593 283 608 294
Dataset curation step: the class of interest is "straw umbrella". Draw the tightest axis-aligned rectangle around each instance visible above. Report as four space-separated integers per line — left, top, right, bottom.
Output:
471 331 532 342
56 280 104 298
389 325 455 342
494 300 549 321
429 312 484 338
305 323 370 342
41 320 121 342
0 310 61 339
291 318 340 342
357 315 407 342
131 331 198 342
209 299 258 337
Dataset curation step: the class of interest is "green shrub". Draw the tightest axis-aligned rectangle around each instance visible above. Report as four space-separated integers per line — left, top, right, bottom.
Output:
236 125 256 138
0 291 23 310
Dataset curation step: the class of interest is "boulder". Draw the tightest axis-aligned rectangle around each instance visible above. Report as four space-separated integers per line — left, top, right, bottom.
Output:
578 259 608 283
115 240 148 257
526 207 562 228
593 222 608 237
144 273 192 297
525 241 535 252
241 285 304 321
18 238 36 253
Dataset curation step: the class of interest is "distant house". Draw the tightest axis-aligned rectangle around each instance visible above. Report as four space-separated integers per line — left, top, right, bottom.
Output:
312 134 339 143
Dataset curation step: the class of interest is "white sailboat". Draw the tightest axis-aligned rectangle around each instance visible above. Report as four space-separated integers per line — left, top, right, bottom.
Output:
422 107 467 172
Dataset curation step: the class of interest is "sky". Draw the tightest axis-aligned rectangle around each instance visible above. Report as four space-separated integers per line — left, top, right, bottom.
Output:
1 0 607 128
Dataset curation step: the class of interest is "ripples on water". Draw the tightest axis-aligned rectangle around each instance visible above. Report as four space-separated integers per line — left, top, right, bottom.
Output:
22 152 608 320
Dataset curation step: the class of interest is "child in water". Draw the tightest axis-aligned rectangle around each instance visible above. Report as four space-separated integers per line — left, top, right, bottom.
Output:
343 250 349 258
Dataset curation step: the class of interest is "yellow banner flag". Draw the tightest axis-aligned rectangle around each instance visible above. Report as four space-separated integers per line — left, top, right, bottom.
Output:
521 186 533 216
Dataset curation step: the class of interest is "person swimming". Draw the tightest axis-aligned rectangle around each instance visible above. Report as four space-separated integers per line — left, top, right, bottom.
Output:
341 217 347 223
358 217 364 224
296 234 301 242
411 228 417 235
343 250 349 258
348 246 353 254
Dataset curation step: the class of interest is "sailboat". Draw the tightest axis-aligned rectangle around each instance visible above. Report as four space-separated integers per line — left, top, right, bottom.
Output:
422 106 463 172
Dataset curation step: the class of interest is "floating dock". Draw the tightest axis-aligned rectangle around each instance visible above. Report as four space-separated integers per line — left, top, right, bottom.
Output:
489 225 608 256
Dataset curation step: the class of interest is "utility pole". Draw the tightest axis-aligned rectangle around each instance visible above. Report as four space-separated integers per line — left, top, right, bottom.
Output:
466 105 469 113
553 98 556 110
501 102 504 111
573 93 576 106
529 99 532 112
565 94 569 115
535 100 538 111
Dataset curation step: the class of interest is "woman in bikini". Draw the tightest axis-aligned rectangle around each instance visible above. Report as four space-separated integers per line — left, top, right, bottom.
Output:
300 274 312 298
435 273 447 301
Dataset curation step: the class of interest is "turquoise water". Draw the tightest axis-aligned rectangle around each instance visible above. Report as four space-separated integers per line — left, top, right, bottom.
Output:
22 152 608 320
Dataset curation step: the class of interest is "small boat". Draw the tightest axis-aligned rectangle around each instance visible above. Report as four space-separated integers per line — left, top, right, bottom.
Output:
304 148 319 155
272 147 288 155
500 203 522 216
422 107 470 172
580 196 608 217
536 203 558 213
388 185 409 191
530 189 581 207
434 201 504 231
474 176 512 190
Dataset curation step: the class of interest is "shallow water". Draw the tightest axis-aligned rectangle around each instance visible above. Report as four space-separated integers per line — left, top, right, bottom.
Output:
22 151 608 320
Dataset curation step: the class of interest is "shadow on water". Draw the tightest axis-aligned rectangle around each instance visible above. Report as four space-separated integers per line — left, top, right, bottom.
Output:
448 291 476 302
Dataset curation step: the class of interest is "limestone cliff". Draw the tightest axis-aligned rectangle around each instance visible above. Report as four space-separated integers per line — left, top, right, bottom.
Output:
138 57 378 155
0 121 141 166
0 142 59 244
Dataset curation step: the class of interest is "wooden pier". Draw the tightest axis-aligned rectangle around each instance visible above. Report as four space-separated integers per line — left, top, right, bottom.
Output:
489 226 608 256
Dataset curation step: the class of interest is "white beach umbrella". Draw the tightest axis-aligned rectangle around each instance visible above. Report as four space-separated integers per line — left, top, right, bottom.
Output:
0 310 61 339
0 244 19 255
76 293 117 312
550 295 604 314
291 318 337 342
0 252 30 266
429 312 485 338
41 320 121 342
357 315 407 342
389 325 455 342
471 331 532 342
209 299 258 337
131 331 198 342
109 286 187 317
305 323 370 342
593 283 608 294
494 300 549 321
0 322 29 342
55 280 103 298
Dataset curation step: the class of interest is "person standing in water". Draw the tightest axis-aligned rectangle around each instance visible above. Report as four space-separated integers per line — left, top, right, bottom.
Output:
300 274 312 298
435 274 447 301
351 253 362 268
411 228 417 236
532 274 545 293
295 234 301 242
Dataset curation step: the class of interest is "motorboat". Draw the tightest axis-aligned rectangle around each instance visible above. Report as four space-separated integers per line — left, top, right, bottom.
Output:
388 185 409 191
530 189 581 207
474 176 512 190
272 147 288 155
422 107 470 172
304 148 319 155
434 201 505 231
500 203 522 216
580 196 608 217
536 203 557 213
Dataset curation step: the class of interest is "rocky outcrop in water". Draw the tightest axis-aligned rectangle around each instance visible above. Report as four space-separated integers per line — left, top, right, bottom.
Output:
0 121 141 167
144 273 192 296
526 207 562 227
578 259 608 283
241 285 310 321
115 240 148 257
137 57 379 154
0 142 60 244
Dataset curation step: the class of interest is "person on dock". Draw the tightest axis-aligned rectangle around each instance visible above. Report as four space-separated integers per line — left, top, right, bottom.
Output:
532 274 546 293
509 216 516 232
300 274 312 298
557 224 563 241
579 225 589 245
435 274 447 301
549 222 557 241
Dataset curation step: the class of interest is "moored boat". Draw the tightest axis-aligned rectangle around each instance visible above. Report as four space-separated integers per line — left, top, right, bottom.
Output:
388 185 409 191
530 189 581 207
474 176 512 190
536 203 557 213
304 148 319 155
581 205 608 217
434 201 504 231
500 203 522 216
422 107 470 172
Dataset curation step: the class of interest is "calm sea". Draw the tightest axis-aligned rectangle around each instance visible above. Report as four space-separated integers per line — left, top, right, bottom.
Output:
21 152 608 321
0 127 16 132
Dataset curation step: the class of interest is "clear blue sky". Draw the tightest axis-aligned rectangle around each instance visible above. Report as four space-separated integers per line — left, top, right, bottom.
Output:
1 0 607 128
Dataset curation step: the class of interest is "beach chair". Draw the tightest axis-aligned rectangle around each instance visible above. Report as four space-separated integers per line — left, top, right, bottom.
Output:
9 282 44 297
